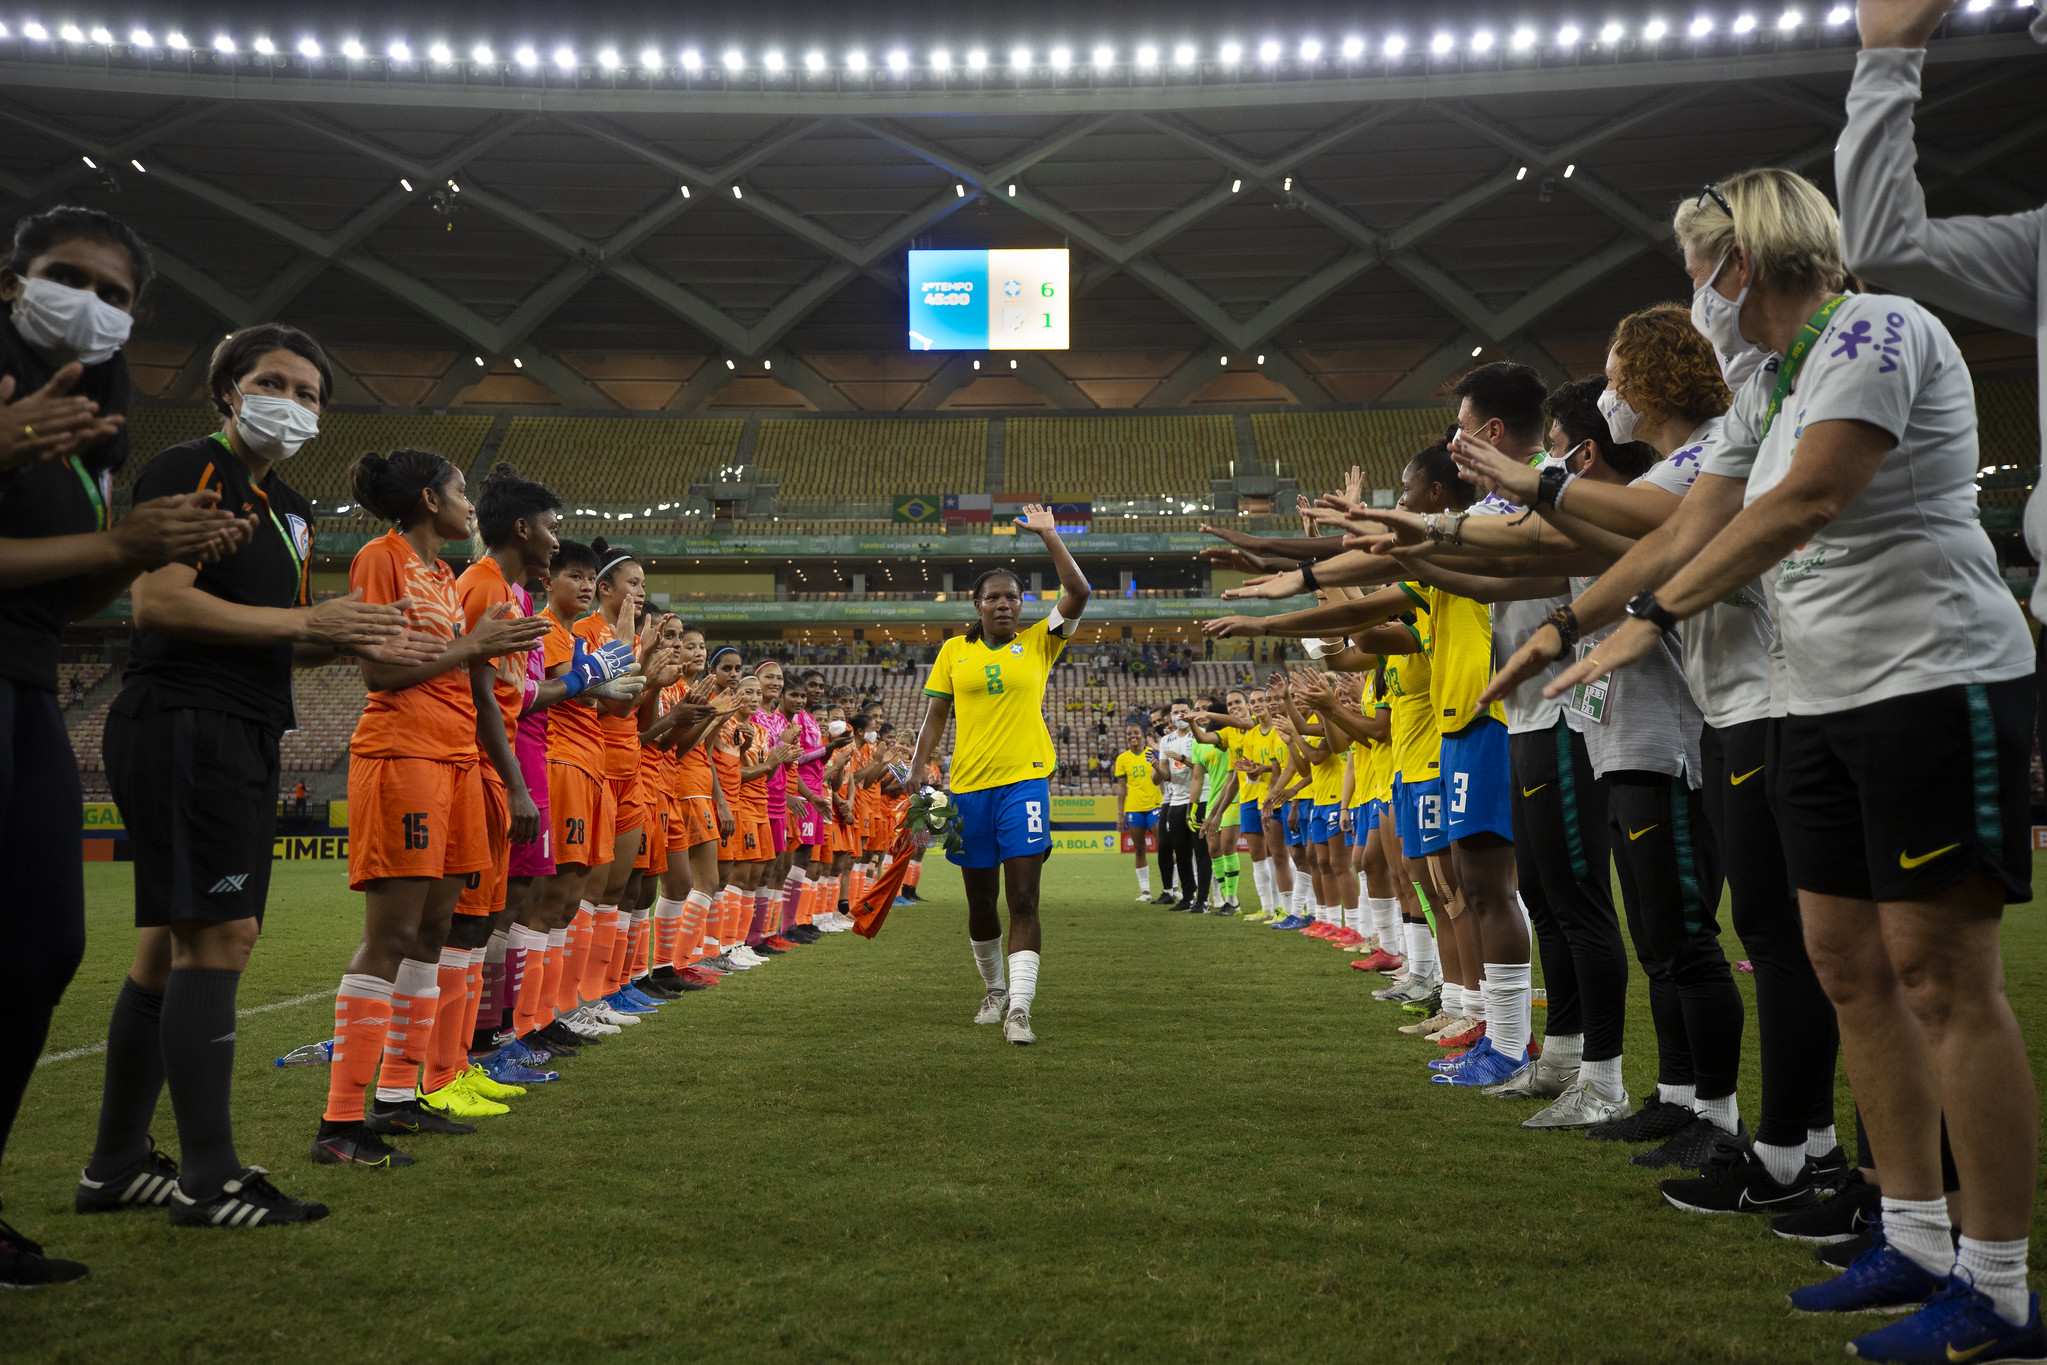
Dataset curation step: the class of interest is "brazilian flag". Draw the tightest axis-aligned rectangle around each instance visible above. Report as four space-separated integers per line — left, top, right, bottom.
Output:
892 494 941 525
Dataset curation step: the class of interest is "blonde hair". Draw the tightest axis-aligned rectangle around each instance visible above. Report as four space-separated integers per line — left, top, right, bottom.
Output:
1671 167 1845 297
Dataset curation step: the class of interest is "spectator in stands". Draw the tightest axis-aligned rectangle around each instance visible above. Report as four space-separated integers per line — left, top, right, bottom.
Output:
293 779 307 818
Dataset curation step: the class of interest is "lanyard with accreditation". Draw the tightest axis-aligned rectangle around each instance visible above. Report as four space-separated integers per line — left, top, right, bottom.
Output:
208 430 307 601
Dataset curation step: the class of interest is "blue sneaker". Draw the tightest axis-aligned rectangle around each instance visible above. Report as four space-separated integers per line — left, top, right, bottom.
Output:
494 1035 550 1066
893 895 915 907
1847 1278 2045 1363
1427 1044 1480 1072
1788 1228 1948 1316
1427 1036 1494 1079
1270 915 1304 930
602 990 657 1016
1438 1040 1530 1088
619 984 665 1010
483 1052 559 1085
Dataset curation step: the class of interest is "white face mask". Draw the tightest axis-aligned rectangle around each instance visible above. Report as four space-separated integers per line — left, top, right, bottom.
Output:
1596 386 1641 445
1689 250 1751 363
863 730 878 744
827 719 848 736
1173 716 1190 731
234 391 320 459
11 276 133 365
1717 344 1771 391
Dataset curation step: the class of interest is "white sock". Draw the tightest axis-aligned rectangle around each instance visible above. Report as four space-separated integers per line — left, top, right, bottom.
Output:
546 926 568 951
1697 1091 1739 1134
1483 961 1530 1060
1007 950 1040 1013
1515 890 1533 935
1805 1124 1837 1159
1541 1032 1583 1066
1755 1140 1806 1187
1581 1054 1625 1101
1658 1083 1696 1108
1291 880 1311 915
1136 865 1151 895
1957 1235 2033 1325
653 894 686 923
971 936 1006 992
1442 982 1464 1016
1404 922 1437 976
1881 1196 1958 1279
1251 860 1271 907
1372 897 1401 951
510 922 548 953
1465 979 1488 1024
484 928 508 968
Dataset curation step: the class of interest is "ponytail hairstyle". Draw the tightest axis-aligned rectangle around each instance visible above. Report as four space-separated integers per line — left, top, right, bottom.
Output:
1408 441 1479 510
475 461 561 549
964 567 1024 645
346 447 456 526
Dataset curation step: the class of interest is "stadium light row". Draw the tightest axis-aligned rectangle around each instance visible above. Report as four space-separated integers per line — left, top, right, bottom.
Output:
0 3 2035 82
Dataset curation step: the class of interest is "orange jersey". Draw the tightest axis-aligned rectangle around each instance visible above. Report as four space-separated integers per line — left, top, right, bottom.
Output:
640 680 688 794
454 555 523 749
572 613 640 781
541 608 606 780
720 719 769 823
851 741 878 821
348 529 475 762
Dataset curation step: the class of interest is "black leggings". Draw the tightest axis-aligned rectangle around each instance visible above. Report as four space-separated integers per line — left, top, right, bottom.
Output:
1510 722 1628 1061
1608 771 1743 1101
0 680 87 1172
1704 719 1839 1147
1160 803 1200 906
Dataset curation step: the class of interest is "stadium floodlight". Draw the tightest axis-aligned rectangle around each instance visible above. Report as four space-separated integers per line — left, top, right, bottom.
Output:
1777 9 1803 29
1644 18 1670 37
1965 0 1993 9
1299 38 1322 59
167 30 189 49
389 40 412 62
678 184 689 197
1511 26 1536 49
1558 23 1584 44
1383 34 1408 56
804 49 825 72
643 47 664 70
1733 13 1758 32
1564 163 1577 176
1516 165 1528 179
256 36 279 55
967 48 987 69
1257 38 1281 62
1092 44 1114 69
297 36 319 56
1175 41 1197 65
597 48 620 69
846 48 867 71
1282 176 1292 189
680 47 703 70
1007 183 1017 195
60 23 84 42
1010 45 1031 68
1471 29 1495 51
81 154 96 167
21 21 47 40
930 47 951 70
764 49 786 71
1689 15 1715 35
131 28 154 46
514 44 538 68
130 158 145 172
1341 35 1365 57
400 177 413 190
1824 3 1851 18
1218 40 1242 64
1049 44 1072 69
553 45 576 71
1230 177 1242 191
212 34 234 54
731 184 743 199
887 48 910 72
89 25 111 43
473 43 493 63
723 48 744 71
955 183 965 196
1135 43 1159 67
1430 31 1455 53
1600 20 1625 41
1471 345 1484 357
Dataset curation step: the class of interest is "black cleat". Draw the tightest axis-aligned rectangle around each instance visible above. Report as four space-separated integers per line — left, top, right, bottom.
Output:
75 1137 181 1213
1774 1169 1881 1245
650 967 707 993
631 975 682 1000
1659 1134 1820 1214
1584 1097 1697 1144
0 1214 87 1288
784 926 823 944
1151 893 1179 907
168 1167 330 1227
531 1021 585 1055
364 1096 476 1137
1630 1116 1747 1170
750 941 785 956
309 1121 415 1169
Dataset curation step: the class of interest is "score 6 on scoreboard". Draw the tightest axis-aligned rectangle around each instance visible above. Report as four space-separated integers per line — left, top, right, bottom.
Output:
907 249 1069 351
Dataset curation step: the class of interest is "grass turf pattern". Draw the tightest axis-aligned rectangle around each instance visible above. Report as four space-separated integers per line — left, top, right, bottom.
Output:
7 858 2047 1362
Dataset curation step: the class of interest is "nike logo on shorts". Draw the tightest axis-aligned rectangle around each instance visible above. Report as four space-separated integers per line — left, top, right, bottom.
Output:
1627 825 1658 841
1730 766 1764 785
1520 784 1547 798
1899 843 1960 870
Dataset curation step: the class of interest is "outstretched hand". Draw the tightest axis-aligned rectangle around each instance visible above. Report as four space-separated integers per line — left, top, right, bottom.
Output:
1541 616 1661 698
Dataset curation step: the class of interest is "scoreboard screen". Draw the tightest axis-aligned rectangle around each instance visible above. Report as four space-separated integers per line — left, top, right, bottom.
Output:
907 248 1069 351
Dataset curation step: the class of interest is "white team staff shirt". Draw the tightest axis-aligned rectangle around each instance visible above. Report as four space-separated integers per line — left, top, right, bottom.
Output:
1157 729 1198 807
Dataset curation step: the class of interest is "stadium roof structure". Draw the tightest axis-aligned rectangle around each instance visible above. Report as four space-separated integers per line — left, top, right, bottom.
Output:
0 10 2040 413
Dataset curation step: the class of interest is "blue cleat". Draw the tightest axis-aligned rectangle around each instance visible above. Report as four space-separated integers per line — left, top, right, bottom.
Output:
618 984 665 1010
602 990 657 1016
1788 1228 1948 1317
893 895 915 907
1438 1040 1530 1087
1847 1279 2045 1363
1428 1045 1479 1072
483 1052 559 1085
1269 915 1304 930
494 1035 551 1067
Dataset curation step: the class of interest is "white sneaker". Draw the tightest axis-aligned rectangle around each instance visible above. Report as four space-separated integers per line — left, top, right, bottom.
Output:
1002 1008 1036 1045
973 989 1009 1024
591 1004 641 1027
564 1008 620 1037
1521 1078 1630 1130
731 947 764 967
1134 892 1152 902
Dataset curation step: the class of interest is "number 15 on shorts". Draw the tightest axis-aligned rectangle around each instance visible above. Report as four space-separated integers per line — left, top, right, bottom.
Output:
401 811 431 850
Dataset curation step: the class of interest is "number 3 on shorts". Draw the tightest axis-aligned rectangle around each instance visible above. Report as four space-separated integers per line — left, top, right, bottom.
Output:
1451 772 1468 815
1026 800 1043 834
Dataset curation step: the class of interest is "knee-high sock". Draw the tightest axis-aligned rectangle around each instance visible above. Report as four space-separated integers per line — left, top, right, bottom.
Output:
1007 950 1041 1013
904 859 923 890
782 869 807 929
603 909 631 992
653 896 684 971
557 906 591 1014
477 928 509 1037
511 924 550 1036
376 957 440 1102
423 947 471 1093
323 974 393 1123
679 889 712 965
747 891 771 947
971 937 1006 992
1486 960 1532 1061
158 966 243 1199
462 947 486 1053
580 903 618 1001
85 977 165 1177
542 926 570 1018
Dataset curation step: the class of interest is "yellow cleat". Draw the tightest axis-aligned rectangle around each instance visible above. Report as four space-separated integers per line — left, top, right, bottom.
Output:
456 1064 524 1100
420 1080 509 1118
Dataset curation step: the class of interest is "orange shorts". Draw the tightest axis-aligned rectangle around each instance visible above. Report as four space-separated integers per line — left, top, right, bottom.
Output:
719 815 772 863
455 768 512 917
612 773 652 843
677 795 716 848
549 760 615 869
832 819 857 856
864 812 893 853
347 754 491 891
637 788 675 873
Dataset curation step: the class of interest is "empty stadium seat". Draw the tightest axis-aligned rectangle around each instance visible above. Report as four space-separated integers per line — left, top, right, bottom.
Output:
752 419 986 499
1251 408 1456 497
496 417 743 509
1006 415 1235 499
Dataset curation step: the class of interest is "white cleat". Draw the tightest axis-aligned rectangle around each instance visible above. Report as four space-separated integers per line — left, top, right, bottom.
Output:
1521 1078 1631 1130
1002 1008 1036 1045
590 1004 641 1027
974 989 1009 1025
1134 892 1152 902
564 1008 620 1037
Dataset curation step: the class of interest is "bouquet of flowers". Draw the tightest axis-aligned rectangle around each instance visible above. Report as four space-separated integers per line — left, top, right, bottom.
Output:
904 785 963 854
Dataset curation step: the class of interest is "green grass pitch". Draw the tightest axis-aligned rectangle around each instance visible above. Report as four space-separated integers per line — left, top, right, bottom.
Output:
6 856 2045 1363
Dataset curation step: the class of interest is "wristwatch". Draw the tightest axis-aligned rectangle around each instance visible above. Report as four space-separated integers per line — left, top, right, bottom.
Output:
1536 464 1569 509
1625 591 1679 634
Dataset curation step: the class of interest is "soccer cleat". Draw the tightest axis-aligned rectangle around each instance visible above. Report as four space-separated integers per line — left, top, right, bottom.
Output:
650 966 708 994
482 1051 557 1085
1787 1229 1947 1316
679 967 721 987
764 935 799 951
1846 1280 2046 1363
1630 1116 1747 1170
786 926 824 944
750 941 787 957
1521 1079 1631 1130
630 977 680 1002
529 1021 585 1055
621 983 668 1008
456 1063 526 1100
1151 893 1180 907
0 1217 88 1288
1433 1017 1483 1047
365 1095 477 1136
419 1080 509 1120
1428 1037 1510 1087
74 1138 180 1213
1773 1170 1881 1244
167 1167 329 1228
1660 1134 1821 1215
1485 1050 1578 1100
1002 1008 1036 1045
1270 915 1306 930
562 1009 620 1037
1399 1010 1454 1037
973 989 1009 1025
588 1004 642 1028
492 1034 551 1066
601 991 656 1017
893 895 915 907
1134 892 1153 903
1584 1097 1698 1145
1352 948 1404 973
310 1120 416 1168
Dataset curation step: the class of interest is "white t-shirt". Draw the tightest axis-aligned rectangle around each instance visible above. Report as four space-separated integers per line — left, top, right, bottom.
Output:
1157 730 1197 806
1639 418 1776 730
1702 292 2031 715
1468 455 1586 737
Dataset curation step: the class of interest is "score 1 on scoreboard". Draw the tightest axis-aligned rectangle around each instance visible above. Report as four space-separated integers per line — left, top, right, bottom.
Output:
906 248 1069 351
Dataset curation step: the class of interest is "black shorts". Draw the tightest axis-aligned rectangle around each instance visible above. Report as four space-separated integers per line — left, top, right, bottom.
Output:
1770 677 2034 905
106 703 281 927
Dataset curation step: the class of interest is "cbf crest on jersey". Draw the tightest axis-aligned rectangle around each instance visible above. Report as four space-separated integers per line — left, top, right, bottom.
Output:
1010 642 1023 655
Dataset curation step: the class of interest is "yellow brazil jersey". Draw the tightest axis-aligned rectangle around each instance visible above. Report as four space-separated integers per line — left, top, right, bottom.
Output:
1307 740 1346 805
1401 580 1505 737
1113 748 1162 812
1380 606 1441 784
1237 725 1278 803
923 617 1068 794
1345 742 1371 809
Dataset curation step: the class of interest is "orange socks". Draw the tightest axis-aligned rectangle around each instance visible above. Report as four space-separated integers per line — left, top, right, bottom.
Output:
679 889 712 966
556 910 586 1015
422 947 470 1093
377 958 439 1101
323 974 393 1123
653 897 683 971
581 903 617 1001
905 859 923 890
512 924 551 1037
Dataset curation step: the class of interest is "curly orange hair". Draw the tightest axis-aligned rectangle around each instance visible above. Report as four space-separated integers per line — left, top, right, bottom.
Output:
1609 302 1732 429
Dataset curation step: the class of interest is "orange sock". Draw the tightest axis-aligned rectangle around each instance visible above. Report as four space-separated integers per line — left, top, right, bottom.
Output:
323 974 393 1123
905 859 923 889
581 904 617 1001
423 947 470 1093
679 890 712 966
653 901 681 970
461 948 485 1053
378 958 439 1100
556 911 585 1015
540 929 567 1022
605 914 632 992
514 928 550 1037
